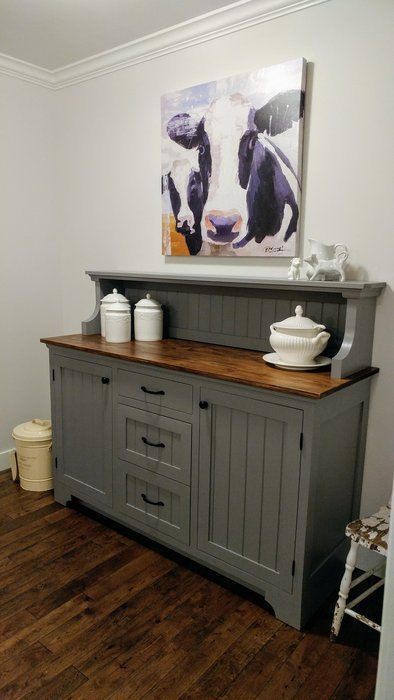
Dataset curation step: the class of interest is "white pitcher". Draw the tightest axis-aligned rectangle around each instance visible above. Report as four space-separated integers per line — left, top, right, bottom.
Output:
308 238 348 262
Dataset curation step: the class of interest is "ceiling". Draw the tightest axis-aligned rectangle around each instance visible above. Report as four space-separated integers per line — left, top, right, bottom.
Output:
0 0 237 70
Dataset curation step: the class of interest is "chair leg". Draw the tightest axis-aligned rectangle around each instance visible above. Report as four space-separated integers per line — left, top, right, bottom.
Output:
330 539 358 641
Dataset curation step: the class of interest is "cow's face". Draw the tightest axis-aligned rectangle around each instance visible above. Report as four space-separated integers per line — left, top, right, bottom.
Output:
165 89 302 253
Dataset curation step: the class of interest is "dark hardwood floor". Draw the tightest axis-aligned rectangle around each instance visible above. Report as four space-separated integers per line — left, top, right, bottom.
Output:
0 471 380 699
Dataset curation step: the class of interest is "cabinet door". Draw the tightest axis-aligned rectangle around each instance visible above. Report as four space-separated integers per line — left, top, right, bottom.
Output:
198 389 302 593
53 355 113 505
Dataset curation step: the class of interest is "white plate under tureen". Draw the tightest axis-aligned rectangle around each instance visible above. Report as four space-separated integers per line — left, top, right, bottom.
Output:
263 353 331 371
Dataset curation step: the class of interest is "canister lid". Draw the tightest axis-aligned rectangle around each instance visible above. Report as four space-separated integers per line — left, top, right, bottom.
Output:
12 419 52 442
101 288 129 304
105 302 131 313
273 305 325 332
135 293 162 309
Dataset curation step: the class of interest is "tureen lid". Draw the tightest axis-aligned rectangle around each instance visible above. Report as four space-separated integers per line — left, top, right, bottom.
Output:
135 293 162 309
273 305 325 331
101 288 129 304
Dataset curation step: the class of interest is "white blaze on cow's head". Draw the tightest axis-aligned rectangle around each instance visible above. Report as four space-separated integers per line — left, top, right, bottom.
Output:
202 93 252 246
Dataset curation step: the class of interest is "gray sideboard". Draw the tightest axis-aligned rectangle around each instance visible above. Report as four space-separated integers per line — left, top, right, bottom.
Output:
42 272 384 629
43 343 380 628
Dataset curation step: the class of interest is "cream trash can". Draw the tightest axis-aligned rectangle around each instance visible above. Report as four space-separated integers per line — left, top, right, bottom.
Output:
12 419 53 491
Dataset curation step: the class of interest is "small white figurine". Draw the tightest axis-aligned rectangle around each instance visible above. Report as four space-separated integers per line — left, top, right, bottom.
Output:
288 257 301 280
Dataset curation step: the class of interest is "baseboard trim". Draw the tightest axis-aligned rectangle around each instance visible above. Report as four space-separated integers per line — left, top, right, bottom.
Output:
0 449 15 472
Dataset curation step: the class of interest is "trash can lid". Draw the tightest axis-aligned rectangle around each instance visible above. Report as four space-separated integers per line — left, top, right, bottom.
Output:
12 419 52 442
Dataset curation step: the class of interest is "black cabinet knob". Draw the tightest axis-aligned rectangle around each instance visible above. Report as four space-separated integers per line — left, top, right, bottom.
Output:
101 377 110 384
199 400 209 410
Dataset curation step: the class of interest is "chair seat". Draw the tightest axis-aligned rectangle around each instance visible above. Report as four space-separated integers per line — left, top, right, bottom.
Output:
346 505 390 555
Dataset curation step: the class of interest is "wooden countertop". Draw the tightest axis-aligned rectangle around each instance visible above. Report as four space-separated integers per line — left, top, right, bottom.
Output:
41 334 378 400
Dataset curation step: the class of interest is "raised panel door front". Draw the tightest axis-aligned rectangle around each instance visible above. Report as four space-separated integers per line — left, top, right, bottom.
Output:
114 461 190 544
117 404 191 484
198 388 302 593
54 356 113 505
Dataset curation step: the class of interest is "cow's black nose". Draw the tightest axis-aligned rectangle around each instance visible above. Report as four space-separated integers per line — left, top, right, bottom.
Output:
208 212 241 231
205 210 243 244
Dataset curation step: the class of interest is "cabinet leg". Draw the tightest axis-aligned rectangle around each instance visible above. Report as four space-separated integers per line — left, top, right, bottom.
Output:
54 481 72 507
264 588 303 630
331 539 358 641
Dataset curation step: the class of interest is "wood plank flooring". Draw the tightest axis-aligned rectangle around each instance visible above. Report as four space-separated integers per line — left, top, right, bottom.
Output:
0 471 380 699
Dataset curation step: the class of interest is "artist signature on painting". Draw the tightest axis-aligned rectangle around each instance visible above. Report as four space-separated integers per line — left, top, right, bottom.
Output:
264 245 285 253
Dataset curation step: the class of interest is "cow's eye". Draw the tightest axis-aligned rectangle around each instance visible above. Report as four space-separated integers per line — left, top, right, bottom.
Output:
198 145 205 155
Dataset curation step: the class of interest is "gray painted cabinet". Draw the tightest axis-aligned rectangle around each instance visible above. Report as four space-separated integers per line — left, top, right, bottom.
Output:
53 355 113 506
43 271 385 629
198 389 302 593
46 346 374 630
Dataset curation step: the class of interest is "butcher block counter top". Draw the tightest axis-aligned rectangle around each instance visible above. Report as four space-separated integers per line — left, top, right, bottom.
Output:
41 334 378 399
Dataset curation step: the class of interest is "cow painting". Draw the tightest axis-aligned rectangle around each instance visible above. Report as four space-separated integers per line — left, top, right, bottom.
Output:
162 58 306 257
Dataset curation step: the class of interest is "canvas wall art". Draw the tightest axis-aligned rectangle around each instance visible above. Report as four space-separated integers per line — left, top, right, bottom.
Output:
161 57 306 257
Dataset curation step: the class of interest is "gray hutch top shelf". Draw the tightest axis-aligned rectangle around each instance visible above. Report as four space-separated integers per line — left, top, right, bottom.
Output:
86 271 385 297
81 271 385 380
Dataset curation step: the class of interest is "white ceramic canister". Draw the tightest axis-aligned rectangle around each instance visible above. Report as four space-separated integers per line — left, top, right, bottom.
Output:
134 293 163 341
100 288 129 337
105 302 131 343
12 419 53 492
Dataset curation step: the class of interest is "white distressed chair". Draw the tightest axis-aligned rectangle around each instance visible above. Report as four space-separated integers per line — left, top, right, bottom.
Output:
331 503 391 640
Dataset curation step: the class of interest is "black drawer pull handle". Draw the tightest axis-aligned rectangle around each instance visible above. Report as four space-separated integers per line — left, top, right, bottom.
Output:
141 386 165 396
101 377 110 384
199 400 209 409
141 493 164 507
141 436 165 449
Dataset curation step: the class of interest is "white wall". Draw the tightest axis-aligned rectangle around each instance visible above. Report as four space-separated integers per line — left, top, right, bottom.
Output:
0 75 62 462
55 0 394 516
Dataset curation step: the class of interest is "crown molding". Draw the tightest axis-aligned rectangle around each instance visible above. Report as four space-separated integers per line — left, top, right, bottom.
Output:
0 52 54 88
0 0 330 90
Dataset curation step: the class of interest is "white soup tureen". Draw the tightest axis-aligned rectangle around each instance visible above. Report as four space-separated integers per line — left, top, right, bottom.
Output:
269 305 330 365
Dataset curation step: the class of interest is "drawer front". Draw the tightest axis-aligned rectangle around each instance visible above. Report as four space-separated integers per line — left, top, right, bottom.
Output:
114 461 190 544
117 405 191 484
117 369 193 415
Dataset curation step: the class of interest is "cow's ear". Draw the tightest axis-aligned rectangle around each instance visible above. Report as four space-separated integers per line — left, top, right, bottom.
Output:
255 90 305 136
167 113 204 149
238 131 258 189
